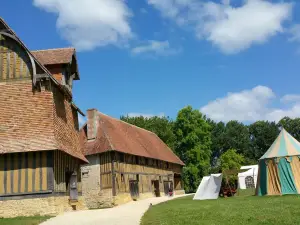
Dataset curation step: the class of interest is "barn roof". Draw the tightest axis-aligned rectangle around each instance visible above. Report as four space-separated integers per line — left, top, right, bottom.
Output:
81 110 185 166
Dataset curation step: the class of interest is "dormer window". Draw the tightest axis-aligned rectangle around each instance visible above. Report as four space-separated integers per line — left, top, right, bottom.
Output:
62 66 73 90
31 47 80 94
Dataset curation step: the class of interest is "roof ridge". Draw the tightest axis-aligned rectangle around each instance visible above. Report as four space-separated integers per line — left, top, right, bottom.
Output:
98 112 156 135
31 47 75 52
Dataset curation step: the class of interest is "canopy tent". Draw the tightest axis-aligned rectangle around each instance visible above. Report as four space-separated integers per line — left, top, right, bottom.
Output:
193 173 223 200
238 165 258 189
256 128 300 196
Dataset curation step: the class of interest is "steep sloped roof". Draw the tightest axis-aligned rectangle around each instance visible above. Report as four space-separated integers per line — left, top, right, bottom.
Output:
0 18 86 162
32 47 75 65
260 128 300 159
81 110 184 166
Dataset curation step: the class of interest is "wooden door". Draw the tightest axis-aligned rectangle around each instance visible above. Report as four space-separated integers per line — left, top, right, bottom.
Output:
129 180 139 198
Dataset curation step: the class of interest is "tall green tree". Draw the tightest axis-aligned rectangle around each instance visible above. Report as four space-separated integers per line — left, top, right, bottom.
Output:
173 106 212 192
223 121 250 156
207 119 226 167
248 121 279 160
279 117 300 141
120 115 176 150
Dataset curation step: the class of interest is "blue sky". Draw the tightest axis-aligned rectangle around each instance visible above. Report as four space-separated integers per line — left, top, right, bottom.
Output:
2 0 300 124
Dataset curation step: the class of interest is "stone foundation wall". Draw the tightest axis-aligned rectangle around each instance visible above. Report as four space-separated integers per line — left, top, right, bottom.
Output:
83 188 113 209
0 196 87 218
81 155 113 209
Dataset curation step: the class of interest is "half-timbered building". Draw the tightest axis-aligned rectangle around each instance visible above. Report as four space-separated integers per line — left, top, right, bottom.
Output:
0 18 87 217
80 109 185 208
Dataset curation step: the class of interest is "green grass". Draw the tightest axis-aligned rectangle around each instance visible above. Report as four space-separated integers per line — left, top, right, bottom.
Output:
0 216 52 225
141 194 300 225
236 188 256 197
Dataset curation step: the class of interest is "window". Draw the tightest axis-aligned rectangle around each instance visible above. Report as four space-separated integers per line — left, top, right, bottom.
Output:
245 176 255 189
136 174 139 182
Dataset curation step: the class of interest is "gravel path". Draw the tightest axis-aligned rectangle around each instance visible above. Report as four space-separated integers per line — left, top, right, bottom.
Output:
41 194 190 225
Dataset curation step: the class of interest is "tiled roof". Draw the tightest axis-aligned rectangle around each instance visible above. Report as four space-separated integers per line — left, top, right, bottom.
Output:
81 111 185 166
31 47 75 65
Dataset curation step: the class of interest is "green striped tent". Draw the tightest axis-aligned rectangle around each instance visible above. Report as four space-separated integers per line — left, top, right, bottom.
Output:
256 128 300 196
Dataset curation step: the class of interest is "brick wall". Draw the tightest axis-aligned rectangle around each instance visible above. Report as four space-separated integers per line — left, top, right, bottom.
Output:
46 64 64 84
0 81 57 153
52 85 82 158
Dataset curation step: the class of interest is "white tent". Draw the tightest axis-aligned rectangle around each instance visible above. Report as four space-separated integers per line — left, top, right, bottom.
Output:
238 165 258 189
193 173 222 200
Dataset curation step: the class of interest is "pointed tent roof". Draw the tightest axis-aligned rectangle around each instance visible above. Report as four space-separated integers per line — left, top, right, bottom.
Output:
260 128 300 159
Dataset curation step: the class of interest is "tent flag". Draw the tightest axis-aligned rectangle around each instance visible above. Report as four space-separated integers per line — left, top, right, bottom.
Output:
193 174 222 200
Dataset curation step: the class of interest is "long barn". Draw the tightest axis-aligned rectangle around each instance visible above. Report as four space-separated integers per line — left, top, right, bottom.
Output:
80 109 185 208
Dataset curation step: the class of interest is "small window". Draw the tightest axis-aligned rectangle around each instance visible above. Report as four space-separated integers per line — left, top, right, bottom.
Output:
136 174 139 182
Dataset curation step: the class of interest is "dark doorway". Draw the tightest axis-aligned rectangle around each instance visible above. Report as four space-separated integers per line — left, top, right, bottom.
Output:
152 180 160 197
69 171 78 201
163 181 173 196
129 180 139 199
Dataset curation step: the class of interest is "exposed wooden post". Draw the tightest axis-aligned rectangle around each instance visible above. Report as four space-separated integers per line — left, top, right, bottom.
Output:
111 152 116 196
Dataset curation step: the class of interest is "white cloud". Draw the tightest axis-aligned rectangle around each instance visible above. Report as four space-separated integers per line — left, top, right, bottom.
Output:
148 0 292 54
127 112 165 118
33 0 133 51
201 86 300 123
78 114 86 127
131 40 180 56
288 24 300 42
281 94 300 103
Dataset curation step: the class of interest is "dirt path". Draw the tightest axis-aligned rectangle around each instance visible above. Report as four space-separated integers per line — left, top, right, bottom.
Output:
41 194 190 225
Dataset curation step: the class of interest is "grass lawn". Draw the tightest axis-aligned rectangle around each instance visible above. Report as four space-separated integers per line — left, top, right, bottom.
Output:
0 216 52 225
141 194 300 225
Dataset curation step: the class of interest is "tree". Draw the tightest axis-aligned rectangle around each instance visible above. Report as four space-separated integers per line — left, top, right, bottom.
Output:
120 115 176 150
249 121 279 160
207 120 226 167
219 148 245 189
220 149 245 171
278 117 300 141
223 121 250 156
173 106 212 192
